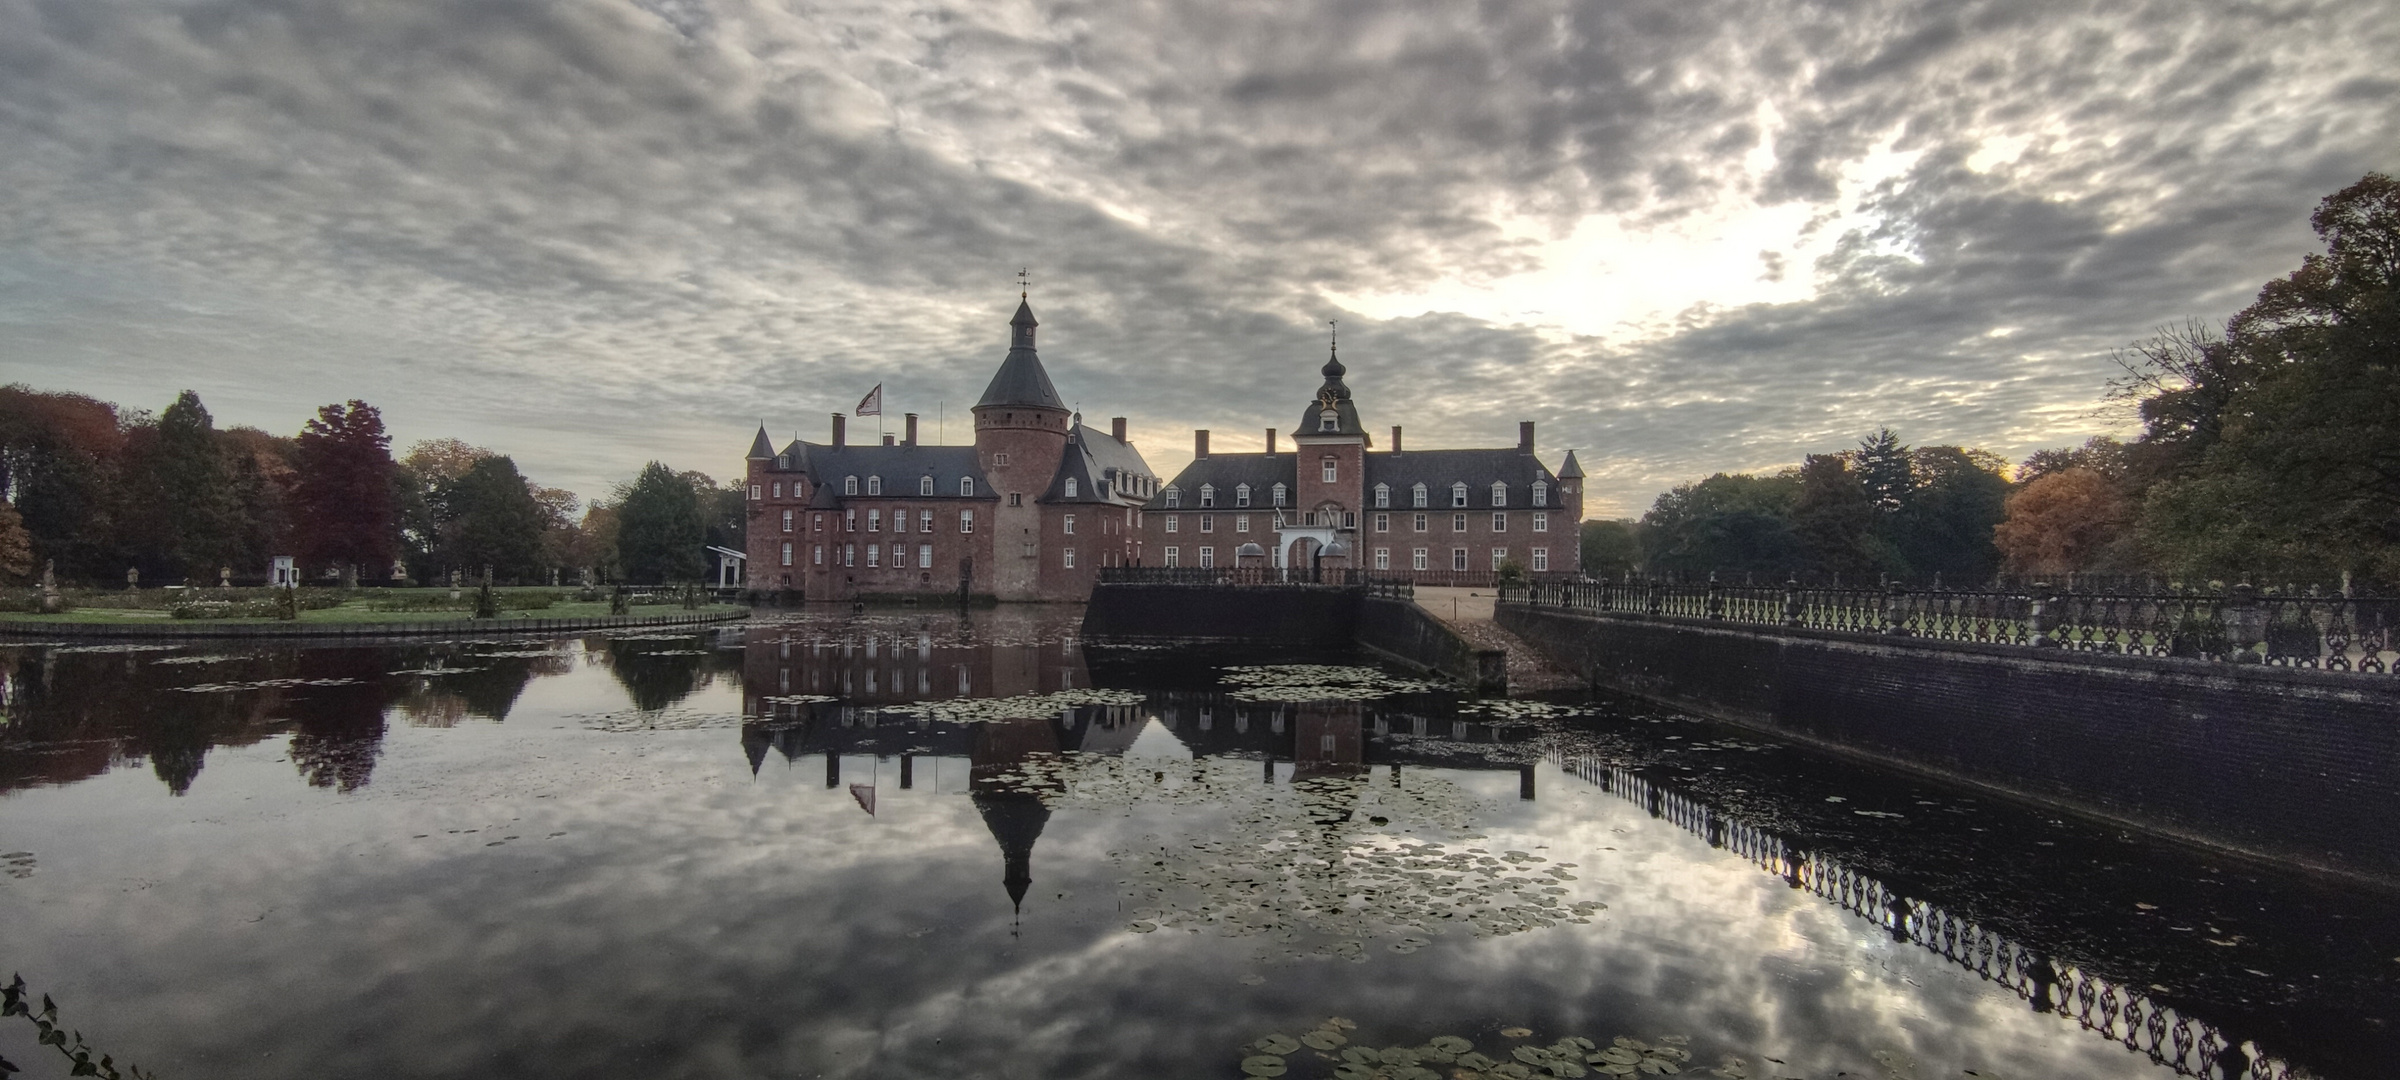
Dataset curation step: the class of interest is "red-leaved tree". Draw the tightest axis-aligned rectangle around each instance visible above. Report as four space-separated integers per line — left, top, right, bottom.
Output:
293 401 399 585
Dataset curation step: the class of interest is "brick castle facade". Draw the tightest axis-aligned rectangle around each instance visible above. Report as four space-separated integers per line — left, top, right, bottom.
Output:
743 300 1583 601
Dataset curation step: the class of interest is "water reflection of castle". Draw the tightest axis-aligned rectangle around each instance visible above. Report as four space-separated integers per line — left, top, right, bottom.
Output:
739 622 1540 912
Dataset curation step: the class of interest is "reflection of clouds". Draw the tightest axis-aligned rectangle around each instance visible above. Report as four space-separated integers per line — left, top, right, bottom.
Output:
3 657 2191 1079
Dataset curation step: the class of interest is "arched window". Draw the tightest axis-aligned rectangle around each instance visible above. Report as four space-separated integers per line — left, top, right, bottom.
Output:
1199 484 1215 507
1065 478 1079 497
1235 484 1251 507
1532 481 1548 506
959 477 975 497
867 475 882 495
1271 483 1287 507
1165 486 1181 508
920 476 934 496
1491 481 1508 507
844 475 858 495
1374 483 1389 508
1451 482 1468 507
1412 483 1427 508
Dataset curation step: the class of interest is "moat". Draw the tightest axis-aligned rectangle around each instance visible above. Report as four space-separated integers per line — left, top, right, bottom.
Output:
2 608 2393 1080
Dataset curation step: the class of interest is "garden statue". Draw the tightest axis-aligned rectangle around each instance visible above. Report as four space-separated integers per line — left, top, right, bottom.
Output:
37 560 64 614
126 567 139 590
220 566 232 588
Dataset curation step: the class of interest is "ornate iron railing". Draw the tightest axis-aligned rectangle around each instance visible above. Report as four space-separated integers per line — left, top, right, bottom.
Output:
1547 751 2309 1080
1097 566 1415 593
1500 575 2399 674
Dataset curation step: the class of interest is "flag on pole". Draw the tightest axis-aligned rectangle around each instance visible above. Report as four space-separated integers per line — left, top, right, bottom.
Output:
855 384 883 417
849 782 877 816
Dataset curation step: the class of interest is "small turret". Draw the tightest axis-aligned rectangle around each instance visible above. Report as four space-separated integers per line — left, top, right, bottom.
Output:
746 425 775 460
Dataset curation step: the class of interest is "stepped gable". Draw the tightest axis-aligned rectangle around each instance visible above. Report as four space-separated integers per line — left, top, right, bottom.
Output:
1365 447 1561 508
1042 415 1158 506
975 299 1066 411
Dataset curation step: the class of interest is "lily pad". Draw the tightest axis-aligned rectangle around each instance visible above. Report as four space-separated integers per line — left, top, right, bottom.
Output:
1301 1030 1348 1050
1241 1055 1288 1077
1255 1034 1301 1055
1430 1036 1474 1054
1501 1027 1535 1038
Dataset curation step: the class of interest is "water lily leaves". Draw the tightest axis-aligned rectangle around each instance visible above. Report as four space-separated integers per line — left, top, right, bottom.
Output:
1514 1046 1552 1065
1324 1017 1359 1030
1395 1067 1443 1080
1334 1064 1379 1080
1127 921 1157 933
1255 1034 1301 1055
1501 1027 1534 1038
1301 1030 1348 1050
1380 1046 1423 1066
1636 1058 1677 1075
1430 1036 1474 1055
1597 1049 1641 1065
1458 1051 1500 1069
1341 1047 1378 1065
1241 1055 1288 1077
1492 1064 1535 1080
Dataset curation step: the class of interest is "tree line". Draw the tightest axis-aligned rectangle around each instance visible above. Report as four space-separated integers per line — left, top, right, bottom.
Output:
0 392 744 586
1583 172 2398 587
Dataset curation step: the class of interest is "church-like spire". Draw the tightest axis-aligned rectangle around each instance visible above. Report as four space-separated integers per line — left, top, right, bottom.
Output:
1559 450 1586 479
977 297 1066 411
1294 320 1367 440
746 425 775 460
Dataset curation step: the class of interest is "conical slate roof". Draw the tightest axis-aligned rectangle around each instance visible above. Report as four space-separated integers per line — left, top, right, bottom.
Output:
746 425 776 460
1559 450 1586 479
975 299 1066 411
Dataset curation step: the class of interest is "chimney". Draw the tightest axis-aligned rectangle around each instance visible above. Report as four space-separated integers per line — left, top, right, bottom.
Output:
882 433 896 446
832 413 846 449
1519 421 1535 452
1265 428 1277 455
1391 426 1403 452
904 413 919 447
1195 429 1210 459
1111 416 1127 442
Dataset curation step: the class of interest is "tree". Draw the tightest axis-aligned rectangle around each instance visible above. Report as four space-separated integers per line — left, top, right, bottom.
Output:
1790 453 1890 579
436 455 549 582
615 462 704 584
1993 468 2131 575
293 401 400 585
0 386 123 580
122 390 242 581
1579 519 1641 579
221 427 299 574
1638 471 1805 575
397 439 494 580
576 502 622 582
0 499 32 582
2017 436 2133 485
1891 446 2012 580
1855 428 1912 514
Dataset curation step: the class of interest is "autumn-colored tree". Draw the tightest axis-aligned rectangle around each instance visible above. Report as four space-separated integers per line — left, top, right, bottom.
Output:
1993 468 2131 575
293 401 399 585
0 499 33 582
0 385 124 580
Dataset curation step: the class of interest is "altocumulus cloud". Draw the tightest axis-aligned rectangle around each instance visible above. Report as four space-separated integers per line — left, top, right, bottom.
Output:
1 0 2393 513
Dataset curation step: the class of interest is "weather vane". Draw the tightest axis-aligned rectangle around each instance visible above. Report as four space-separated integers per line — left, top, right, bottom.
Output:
1329 319 1337 350
1018 267 1031 299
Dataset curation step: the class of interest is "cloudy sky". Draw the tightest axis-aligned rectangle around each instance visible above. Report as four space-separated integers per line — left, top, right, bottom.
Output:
3 0 2394 516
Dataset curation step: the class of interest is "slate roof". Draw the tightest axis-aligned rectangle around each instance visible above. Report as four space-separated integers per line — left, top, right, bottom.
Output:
1143 453 1298 512
772 439 996 507
746 426 776 460
1559 449 1585 479
975 300 1066 411
1041 418 1160 506
1290 347 1370 441
1365 449 1563 509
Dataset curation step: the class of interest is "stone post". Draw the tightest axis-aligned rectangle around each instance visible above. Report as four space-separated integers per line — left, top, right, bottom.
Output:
1705 572 1725 620
1782 577 1804 628
1882 578 1907 635
126 567 139 591
2226 582 2265 663
2026 582 2058 647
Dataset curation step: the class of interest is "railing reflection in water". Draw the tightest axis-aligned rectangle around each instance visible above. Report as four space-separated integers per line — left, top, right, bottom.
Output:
1549 751 2302 1080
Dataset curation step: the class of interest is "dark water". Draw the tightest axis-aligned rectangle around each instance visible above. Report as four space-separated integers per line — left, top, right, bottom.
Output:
1 608 2393 1080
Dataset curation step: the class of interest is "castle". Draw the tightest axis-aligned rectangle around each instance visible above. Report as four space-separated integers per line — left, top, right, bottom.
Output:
742 299 1583 601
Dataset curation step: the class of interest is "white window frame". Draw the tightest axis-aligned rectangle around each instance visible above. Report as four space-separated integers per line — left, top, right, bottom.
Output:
1235 484 1251 507
919 544 934 569
868 476 882 496
1165 515 1179 533
1491 547 1507 570
1272 483 1287 507
960 477 975 496
1412 548 1428 571
1321 457 1337 483
1064 548 1076 569
1493 512 1507 532
1165 486 1181 508
1163 546 1180 567
780 542 794 567
1533 512 1548 533
1491 481 1507 507
844 476 858 495
1373 547 1390 570
1198 546 1215 568
782 509 795 533
1451 482 1468 508
750 484 763 500
1452 548 1468 571
842 544 855 567
1199 484 1215 507
813 544 824 566
1065 478 1079 498
920 510 933 533
867 509 881 532
867 544 880 567
1412 483 1428 508
920 476 934 496
1374 513 1389 533
1201 514 1215 533
960 510 975 533
1531 547 1549 572
1236 515 1250 533
1064 514 1076 535
1453 513 1467 532
1532 481 1548 506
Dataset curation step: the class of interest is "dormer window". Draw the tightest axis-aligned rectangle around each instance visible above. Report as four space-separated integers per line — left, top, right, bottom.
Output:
844 475 858 495
1451 482 1468 507
1236 484 1251 507
775 455 789 469
1532 481 1548 506
1165 486 1181 508
1319 409 1338 432
1200 484 1215 507
1374 483 1389 508
1491 481 1508 507
867 476 882 496
1412 483 1428 508
1271 483 1287 507
1065 478 1079 498
920 476 935 496
960 477 976 497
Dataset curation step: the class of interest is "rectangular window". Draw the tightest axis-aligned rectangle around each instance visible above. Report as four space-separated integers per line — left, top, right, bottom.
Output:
1065 514 1076 535
780 542 794 567
813 544 824 566
1531 547 1549 572
772 481 783 498
1165 515 1179 533
1008 493 1023 507
1198 547 1215 568
813 514 824 532
845 510 857 532
1236 514 1250 533
1413 513 1428 532
1375 486 1389 508
1163 546 1180 567
1532 512 1548 533
1373 547 1390 570
1064 548 1076 569
893 543 905 566
868 476 882 495
1490 547 1510 569
867 545 880 567
1452 548 1468 571
919 544 933 568
1343 512 1357 529
782 509 795 533
1199 514 1213 533
1453 514 1467 532
1412 548 1429 571
1322 458 1337 482
751 484 763 500
961 510 975 533
1492 512 1507 532
868 509 881 532
843 544 855 567
1374 513 1389 533
1453 487 1467 508
921 476 934 496
993 452 1010 466
920 510 933 533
